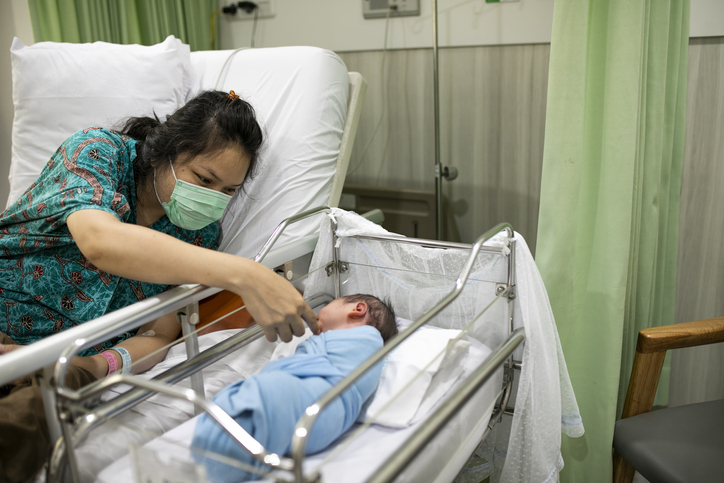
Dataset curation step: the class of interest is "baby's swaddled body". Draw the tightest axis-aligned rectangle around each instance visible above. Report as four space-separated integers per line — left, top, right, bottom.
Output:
191 325 384 482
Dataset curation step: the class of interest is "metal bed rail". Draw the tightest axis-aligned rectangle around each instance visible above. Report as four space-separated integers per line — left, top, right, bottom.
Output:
0 282 217 387
0 206 339 388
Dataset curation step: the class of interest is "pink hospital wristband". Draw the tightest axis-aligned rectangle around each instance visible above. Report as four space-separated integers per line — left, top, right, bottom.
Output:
111 347 132 375
101 351 118 375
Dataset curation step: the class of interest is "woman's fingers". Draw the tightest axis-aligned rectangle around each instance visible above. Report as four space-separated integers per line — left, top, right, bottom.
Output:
275 323 293 343
290 315 307 337
260 324 278 343
301 305 319 335
239 263 318 342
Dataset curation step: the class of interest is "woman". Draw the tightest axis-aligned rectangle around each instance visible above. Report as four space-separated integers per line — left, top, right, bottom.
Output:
0 90 317 482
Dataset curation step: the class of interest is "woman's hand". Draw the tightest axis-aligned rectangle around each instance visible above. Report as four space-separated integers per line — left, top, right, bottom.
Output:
235 262 318 342
67 209 318 342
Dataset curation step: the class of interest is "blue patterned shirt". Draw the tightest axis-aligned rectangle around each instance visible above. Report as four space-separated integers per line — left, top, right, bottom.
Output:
0 128 220 356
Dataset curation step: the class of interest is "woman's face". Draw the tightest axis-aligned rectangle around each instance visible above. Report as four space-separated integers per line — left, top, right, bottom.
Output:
156 146 250 203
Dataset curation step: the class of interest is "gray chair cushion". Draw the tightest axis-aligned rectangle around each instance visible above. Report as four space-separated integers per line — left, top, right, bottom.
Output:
613 398 724 483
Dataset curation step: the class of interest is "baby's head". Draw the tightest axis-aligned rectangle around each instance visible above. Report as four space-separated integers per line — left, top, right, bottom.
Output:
317 294 397 343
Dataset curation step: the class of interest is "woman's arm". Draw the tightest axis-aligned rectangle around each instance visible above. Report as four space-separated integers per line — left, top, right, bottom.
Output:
66 209 318 342
1 314 180 379
72 312 181 379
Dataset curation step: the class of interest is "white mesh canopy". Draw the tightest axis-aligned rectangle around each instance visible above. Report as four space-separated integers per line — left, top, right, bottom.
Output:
304 209 583 483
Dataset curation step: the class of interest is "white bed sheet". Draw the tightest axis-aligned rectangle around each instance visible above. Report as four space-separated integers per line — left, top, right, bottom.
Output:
94 337 500 483
71 330 276 483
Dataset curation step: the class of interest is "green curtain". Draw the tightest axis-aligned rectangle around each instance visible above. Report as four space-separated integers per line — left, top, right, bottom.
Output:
28 0 217 51
535 1 689 482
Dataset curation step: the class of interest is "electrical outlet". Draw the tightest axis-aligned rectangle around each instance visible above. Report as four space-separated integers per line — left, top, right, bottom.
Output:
231 0 275 20
363 0 420 19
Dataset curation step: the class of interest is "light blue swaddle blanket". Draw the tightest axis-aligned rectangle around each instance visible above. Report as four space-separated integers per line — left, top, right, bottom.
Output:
191 325 384 482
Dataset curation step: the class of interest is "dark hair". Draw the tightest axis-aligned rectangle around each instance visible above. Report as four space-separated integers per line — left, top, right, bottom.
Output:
342 294 398 343
119 90 263 194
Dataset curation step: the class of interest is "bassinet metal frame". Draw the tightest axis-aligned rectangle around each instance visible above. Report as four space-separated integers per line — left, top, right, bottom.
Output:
0 207 523 483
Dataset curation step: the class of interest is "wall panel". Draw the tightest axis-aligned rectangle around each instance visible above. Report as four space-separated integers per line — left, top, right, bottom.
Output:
340 49 434 192
338 43 550 251
670 37 724 406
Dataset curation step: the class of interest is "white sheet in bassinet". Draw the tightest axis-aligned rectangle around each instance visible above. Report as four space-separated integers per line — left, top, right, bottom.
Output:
94 336 501 483
71 330 276 483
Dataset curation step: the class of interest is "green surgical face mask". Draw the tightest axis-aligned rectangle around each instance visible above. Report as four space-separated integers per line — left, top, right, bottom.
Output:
154 160 232 231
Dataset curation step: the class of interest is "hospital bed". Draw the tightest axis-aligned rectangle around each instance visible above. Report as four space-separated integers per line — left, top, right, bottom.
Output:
1 37 581 483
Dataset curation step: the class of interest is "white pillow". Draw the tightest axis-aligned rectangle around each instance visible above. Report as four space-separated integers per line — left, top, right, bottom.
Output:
358 323 470 428
8 35 193 207
189 47 349 258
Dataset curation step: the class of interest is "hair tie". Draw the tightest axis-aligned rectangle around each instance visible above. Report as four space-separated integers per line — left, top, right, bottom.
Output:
227 90 240 100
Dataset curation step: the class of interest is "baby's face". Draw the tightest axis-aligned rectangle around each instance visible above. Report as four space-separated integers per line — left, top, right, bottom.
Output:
317 299 358 332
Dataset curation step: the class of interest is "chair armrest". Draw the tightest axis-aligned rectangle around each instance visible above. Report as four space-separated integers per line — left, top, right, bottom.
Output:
621 316 724 420
614 316 724 482
637 317 724 353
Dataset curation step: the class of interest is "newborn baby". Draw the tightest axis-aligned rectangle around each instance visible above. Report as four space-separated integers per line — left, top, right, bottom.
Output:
191 294 397 482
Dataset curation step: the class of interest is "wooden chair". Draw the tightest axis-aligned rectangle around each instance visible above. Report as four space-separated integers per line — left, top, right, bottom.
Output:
612 316 724 483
